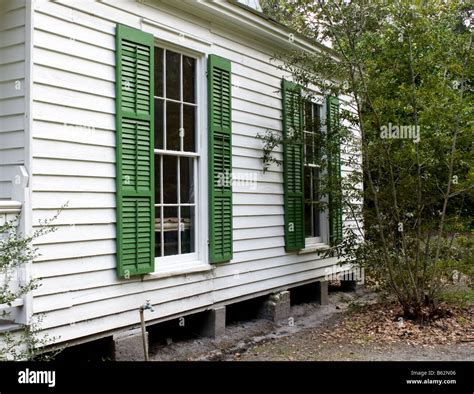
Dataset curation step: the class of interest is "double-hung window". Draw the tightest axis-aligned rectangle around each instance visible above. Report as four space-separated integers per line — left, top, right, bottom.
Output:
303 101 326 246
153 47 198 260
281 77 339 252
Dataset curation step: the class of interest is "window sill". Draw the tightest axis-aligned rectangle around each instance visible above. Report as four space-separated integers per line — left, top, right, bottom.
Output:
298 243 330 254
143 260 213 280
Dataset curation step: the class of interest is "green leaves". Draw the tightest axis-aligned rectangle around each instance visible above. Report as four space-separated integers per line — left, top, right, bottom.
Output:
0 210 63 306
262 0 473 319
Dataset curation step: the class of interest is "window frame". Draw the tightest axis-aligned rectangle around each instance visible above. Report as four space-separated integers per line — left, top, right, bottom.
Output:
152 42 209 269
303 98 329 248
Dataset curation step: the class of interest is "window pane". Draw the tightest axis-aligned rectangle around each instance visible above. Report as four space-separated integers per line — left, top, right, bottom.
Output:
180 157 194 203
154 155 161 204
313 202 321 237
313 104 321 132
312 167 320 201
314 106 321 163
304 101 312 130
154 208 162 257
305 166 321 238
305 132 313 164
166 50 180 100
163 206 179 256
183 104 195 152
312 168 321 237
166 101 180 151
304 166 312 237
154 99 164 149
183 55 195 103
163 155 177 203
154 47 164 97
305 202 312 238
180 206 195 254
304 166 311 200
314 132 321 164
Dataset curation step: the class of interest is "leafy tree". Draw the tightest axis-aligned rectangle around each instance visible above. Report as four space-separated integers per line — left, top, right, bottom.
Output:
259 0 473 321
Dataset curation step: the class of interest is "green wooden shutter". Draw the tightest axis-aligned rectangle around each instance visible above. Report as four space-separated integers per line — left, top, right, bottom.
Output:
327 96 343 246
208 55 233 263
115 24 154 277
282 79 305 251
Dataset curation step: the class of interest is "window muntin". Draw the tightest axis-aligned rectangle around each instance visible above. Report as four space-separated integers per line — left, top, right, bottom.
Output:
303 101 323 243
154 47 198 258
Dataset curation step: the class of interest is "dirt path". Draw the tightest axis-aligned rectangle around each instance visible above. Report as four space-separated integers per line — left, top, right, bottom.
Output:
234 316 474 361
149 288 473 361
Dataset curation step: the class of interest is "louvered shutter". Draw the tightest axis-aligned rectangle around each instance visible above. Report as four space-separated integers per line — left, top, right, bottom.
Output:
282 79 305 251
327 96 343 246
115 24 154 277
208 55 233 263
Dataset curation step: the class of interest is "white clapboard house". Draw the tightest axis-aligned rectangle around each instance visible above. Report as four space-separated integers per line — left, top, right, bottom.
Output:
0 0 357 350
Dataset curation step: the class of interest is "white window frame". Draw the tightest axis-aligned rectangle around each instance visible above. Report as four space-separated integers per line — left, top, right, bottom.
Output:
151 42 209 272
304 99 329 249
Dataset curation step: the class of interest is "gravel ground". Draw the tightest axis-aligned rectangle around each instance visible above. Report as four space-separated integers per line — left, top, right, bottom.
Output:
149 287 473 362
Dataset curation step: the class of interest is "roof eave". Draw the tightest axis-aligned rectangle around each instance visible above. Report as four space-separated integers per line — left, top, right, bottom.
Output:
163 0 337 57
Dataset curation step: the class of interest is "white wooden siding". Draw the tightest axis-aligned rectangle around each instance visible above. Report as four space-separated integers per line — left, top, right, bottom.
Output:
0 1 26 199
29 0 360 345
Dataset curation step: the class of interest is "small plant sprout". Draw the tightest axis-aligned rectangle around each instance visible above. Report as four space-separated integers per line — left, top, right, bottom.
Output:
0 206 65 360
